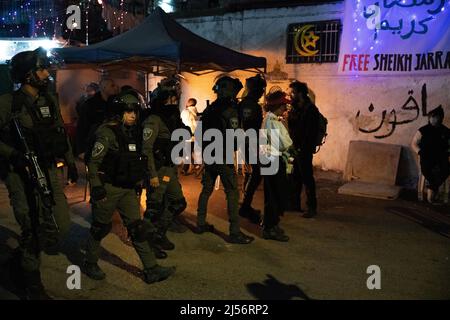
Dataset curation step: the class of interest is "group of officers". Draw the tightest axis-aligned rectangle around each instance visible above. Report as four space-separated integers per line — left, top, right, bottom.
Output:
0 47 321 299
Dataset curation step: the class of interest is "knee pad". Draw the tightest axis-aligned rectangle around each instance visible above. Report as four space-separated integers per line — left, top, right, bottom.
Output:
127 220 153 243
168 198 187 216
90 221 112 241
144 199 164 220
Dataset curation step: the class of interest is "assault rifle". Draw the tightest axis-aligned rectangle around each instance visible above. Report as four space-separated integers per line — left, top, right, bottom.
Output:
12 116 59 232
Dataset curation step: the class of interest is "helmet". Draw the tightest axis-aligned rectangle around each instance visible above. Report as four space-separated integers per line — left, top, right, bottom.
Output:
150 77 180 106
9 47 51 88
212 76 243 97
108 90 143 121
245 74 266 91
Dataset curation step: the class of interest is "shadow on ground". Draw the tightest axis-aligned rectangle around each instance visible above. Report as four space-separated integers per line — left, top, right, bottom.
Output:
0 217 145 300
246 274 312 300
386 206 450 238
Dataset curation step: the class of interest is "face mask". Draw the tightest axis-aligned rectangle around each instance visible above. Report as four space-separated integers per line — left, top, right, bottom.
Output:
429 116 440 126
28 72 53 91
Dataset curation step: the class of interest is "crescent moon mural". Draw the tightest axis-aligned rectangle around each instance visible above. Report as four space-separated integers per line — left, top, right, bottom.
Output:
294 25 320 57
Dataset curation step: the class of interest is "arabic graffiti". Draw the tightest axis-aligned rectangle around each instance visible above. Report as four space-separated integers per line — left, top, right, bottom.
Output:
363 0 446 40
355 84 436 139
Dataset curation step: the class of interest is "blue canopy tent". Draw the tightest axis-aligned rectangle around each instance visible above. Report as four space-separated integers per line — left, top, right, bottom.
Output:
53 7 266 75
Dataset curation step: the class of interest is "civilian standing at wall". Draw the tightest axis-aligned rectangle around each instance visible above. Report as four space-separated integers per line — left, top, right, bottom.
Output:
411 105 450 204
287 81 319 218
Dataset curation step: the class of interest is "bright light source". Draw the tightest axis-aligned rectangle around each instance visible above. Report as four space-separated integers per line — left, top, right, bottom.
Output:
98 0 103 4
158 1 174 13
0 39 61 63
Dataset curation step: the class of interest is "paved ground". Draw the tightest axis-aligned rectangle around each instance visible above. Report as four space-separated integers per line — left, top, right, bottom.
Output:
0 162 449 300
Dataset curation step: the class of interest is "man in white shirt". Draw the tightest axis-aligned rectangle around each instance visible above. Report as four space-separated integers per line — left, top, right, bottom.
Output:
260 90 292 242
180 98 199 175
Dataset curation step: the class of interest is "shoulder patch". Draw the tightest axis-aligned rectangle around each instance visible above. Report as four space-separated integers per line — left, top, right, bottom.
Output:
143 127 153 141
91 142 105 158
230 117 239 129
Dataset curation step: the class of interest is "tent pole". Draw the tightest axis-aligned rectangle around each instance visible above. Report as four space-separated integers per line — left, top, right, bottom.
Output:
145 71 149 105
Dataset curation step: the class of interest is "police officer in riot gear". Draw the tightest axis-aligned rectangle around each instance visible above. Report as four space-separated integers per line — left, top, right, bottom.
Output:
0 47 78 299
142 79 189 258
238 74 266 224
83 89 175 284
196 76 254 244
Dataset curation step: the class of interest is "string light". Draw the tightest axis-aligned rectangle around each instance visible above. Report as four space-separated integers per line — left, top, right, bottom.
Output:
86 0 90 45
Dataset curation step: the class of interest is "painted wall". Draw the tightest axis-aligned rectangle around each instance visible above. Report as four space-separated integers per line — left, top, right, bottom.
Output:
176 2 450 187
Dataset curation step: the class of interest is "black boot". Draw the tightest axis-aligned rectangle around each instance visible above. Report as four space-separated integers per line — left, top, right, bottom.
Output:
143 265 176 284
302 210 317 219
194 222 215 234
239 205 261 224
228 232 254 244
153 232 175 251
23 270 51 300
168 216 188 233
152 246 168 259
82 261 106 280
262 227 289 242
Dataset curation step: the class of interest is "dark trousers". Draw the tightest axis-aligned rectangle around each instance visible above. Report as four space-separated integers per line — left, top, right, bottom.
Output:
197 164 240 235
242 163 262 208
420 155 450 192
263 158 287 228
291 152 317 212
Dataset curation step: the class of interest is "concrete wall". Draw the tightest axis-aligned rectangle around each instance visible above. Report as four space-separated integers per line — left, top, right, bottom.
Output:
176 2 450 187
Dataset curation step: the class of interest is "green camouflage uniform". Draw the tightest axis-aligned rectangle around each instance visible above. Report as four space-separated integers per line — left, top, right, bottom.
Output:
0 88 75 272
197 97 242 236
142 110 187 235
85 122 156 269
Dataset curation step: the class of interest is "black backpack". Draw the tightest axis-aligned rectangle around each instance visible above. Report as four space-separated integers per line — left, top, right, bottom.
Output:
314 110 328 153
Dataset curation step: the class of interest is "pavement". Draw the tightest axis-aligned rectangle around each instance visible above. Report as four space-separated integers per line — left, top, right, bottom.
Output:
0 162 449 300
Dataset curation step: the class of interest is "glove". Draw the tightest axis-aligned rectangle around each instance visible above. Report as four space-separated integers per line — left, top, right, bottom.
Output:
67 163 78 184
90 186 107 202
9 151 28 169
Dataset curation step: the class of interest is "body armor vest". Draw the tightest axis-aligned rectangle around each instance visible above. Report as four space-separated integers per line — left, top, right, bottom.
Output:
100 124 147 188
12 91 69 164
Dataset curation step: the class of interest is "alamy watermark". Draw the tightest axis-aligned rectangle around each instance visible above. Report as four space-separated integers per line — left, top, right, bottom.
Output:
170 121 284 176
366 265 381 290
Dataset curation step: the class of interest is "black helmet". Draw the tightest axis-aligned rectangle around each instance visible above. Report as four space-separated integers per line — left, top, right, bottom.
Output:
9 47 51 85
213 76 243 95
245 74 266 91
151 77 180 105
108 90 143 121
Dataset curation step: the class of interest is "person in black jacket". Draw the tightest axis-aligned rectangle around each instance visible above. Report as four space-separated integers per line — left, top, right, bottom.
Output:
238 74 266 224
411 105 450 203
75 78 119 157
287 81 319 218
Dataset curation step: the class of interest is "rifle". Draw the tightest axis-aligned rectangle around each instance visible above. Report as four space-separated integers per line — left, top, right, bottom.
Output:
12 116 59 232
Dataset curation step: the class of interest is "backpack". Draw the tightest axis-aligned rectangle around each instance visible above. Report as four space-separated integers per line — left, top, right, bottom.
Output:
314 111 328 153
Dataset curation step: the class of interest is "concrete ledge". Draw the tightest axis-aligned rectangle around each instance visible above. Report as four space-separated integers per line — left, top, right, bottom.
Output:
338 181 402 200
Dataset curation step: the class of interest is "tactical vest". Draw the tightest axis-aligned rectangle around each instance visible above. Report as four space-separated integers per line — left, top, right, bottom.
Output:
12 90 69 163
151 105 184 169
100 124 147 188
